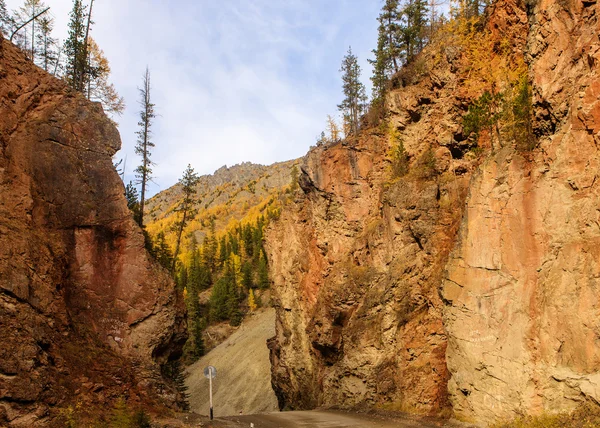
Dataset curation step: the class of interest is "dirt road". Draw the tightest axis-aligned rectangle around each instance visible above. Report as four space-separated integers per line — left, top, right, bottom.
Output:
221 410 458 428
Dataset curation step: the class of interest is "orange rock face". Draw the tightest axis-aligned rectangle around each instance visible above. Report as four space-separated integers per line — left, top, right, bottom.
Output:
266 0 600 424
0 35 186 426
443 0 600 423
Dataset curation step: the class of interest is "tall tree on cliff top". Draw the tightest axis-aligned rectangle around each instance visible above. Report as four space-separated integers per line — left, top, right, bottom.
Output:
64 0 88 91
0 0 11 37
35 15 57 72
172 164 200 272
338 46 367 138
401 0 429 63
86 38 125 116
134 67 156 227
20 0 47 61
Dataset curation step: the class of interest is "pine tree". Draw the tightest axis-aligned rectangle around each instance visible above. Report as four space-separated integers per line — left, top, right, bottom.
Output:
124 181 141 224
338 46 367 138
64 0 88 91
172 165 200 272
401 0 429 64
134 67 156 227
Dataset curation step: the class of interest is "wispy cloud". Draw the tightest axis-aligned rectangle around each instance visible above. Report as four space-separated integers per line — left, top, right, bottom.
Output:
6 0 380 195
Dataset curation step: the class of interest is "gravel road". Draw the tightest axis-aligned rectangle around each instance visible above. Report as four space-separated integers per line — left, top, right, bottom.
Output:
221 410 461 428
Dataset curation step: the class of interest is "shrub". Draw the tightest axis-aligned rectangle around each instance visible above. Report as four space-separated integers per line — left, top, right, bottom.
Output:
390 138 410 178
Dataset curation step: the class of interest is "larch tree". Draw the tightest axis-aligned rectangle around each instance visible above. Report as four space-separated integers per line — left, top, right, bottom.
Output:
326 114 341 142
172 164 200 272
338 46 367 138
15 0 47 61
35 15 56 71
86 38 125 116
428 0 444 38
0 0 12 37
134 67 156 227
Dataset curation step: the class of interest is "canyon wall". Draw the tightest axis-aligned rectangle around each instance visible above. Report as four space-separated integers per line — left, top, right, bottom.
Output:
443 0 600 423
266 0 600 424
0 34 186 427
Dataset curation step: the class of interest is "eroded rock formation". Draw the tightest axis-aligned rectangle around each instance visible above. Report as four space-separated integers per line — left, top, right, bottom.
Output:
0 34 186 426
266 0 600 424
443 0 600 423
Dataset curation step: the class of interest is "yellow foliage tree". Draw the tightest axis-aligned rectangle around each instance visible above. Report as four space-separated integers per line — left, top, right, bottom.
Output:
87 38 125 116
326 115 342 143
248 288 257 312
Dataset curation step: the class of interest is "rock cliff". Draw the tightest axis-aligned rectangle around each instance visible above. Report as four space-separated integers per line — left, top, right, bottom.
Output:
266 0 600 424
443 0 600 423
0 34 186 427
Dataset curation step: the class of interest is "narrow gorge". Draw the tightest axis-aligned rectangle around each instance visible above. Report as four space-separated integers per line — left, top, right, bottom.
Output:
0 0 599 426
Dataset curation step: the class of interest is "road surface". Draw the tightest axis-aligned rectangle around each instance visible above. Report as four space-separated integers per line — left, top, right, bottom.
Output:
222 410 455 428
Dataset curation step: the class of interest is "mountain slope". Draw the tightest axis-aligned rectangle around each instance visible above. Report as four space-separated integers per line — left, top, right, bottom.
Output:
145 160 299 249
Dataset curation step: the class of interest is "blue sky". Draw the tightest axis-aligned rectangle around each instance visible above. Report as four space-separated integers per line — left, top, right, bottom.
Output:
6 0 382 196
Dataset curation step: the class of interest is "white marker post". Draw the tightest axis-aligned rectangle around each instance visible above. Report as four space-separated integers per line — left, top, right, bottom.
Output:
203 365 217 420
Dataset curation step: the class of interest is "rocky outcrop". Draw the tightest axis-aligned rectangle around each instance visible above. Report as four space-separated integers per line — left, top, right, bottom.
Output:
443 0 600 423
266 0 600 424
265 33 481 414
0 34 186 426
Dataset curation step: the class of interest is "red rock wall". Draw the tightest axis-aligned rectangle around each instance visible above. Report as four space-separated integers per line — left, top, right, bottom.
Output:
0 34 186 427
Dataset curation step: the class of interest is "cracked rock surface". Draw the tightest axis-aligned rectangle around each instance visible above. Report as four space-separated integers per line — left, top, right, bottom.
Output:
265 0 600 424
0 34 186 427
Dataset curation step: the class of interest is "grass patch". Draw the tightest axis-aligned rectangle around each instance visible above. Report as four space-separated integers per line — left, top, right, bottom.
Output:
493 403 600 428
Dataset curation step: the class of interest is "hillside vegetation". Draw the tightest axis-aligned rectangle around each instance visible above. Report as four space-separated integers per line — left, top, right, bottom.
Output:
144 160 299 362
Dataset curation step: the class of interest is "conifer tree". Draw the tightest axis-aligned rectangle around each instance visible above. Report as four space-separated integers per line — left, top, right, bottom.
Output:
402 0 428 63
154 232 173 270
203 219 218 272
64 0 88 91
35 15 56 71
16 0 46 61
248 288 257 312
172 165 200 272
257 252 269 289
326 115 342 142
134 67 156 227
210 277 229 321
0 0 10 37
338 46 367 138
125 181 141 224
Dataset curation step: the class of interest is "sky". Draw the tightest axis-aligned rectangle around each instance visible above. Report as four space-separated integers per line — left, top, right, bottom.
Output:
6 0 382 196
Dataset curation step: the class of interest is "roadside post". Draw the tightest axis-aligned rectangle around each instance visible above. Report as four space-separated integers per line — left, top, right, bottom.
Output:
203 366 217 420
